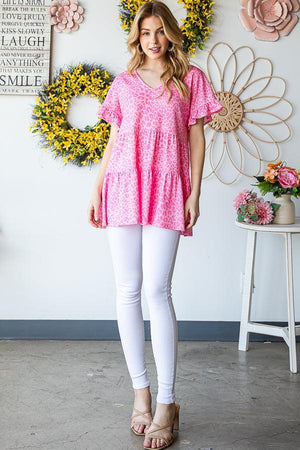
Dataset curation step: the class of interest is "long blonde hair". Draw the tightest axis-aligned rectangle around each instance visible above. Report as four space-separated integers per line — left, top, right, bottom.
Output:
126 1 194 102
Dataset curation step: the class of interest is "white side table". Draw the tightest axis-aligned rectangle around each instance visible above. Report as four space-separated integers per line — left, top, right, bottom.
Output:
235 217 300 373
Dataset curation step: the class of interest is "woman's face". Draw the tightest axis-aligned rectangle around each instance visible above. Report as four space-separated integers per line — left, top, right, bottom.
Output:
139 15 170 62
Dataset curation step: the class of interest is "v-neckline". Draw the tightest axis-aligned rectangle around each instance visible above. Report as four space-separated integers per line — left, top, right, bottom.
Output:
134 69 163 90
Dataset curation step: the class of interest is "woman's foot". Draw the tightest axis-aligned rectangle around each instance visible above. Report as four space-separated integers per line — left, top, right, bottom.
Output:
143 402 177 448
131 386 152 435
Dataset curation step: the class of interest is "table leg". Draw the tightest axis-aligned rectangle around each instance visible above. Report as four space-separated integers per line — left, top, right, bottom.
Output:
284 232 297 373
239 230 257 351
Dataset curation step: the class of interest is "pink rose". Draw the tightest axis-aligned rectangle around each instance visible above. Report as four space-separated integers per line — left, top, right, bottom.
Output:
277 168 298 188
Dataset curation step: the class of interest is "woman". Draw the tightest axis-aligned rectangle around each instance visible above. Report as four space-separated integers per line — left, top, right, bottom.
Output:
88 2 223 448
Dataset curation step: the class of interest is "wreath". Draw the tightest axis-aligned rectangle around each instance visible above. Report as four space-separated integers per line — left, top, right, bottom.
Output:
30 63 115 167
118 0 215 56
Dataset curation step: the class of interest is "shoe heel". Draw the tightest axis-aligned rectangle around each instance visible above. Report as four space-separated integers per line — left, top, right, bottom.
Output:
173 403 180 431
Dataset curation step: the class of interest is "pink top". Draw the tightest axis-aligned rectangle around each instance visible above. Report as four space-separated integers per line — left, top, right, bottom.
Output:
97 64 223 236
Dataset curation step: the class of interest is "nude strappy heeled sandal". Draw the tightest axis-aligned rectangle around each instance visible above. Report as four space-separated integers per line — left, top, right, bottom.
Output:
143 403 180 449
130 407 153 436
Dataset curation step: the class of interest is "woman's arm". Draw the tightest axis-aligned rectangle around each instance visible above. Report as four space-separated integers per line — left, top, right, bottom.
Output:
88 124 119 228
185 117 205 230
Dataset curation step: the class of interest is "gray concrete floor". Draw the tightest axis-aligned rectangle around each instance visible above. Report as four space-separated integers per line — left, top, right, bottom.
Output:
0 340 300 450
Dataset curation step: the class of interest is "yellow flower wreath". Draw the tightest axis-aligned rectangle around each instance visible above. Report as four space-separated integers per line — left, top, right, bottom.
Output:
118 0 215 56
30 63 115 166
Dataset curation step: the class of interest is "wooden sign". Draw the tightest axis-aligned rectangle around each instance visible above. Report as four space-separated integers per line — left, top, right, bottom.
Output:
0 0 52 95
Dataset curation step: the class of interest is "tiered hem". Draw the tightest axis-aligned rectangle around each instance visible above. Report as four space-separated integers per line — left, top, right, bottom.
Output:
99 168 193 237
100 219 192 236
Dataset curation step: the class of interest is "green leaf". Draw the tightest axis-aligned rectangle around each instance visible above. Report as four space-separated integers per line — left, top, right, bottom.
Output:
271 202 280 212
254 176 265 182
240 204 246 212
237 213 245 222
250 214 258 221
255 180 274 196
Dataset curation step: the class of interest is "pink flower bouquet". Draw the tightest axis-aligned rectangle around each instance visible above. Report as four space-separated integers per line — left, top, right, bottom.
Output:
233 189 280 224
252 160 300 198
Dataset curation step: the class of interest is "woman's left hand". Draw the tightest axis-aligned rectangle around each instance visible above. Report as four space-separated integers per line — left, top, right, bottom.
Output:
184 193 200 230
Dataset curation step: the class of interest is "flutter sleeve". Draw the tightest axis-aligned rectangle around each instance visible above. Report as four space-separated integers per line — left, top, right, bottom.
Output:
97 76 123 128
188 67 223 128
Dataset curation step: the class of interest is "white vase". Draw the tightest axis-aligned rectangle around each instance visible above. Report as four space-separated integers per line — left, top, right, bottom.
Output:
272 194 295 224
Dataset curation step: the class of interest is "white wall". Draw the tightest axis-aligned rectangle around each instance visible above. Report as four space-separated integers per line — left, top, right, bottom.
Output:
1 0 299 323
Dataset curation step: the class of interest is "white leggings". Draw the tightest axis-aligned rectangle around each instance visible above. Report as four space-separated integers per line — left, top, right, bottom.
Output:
106 224 181 404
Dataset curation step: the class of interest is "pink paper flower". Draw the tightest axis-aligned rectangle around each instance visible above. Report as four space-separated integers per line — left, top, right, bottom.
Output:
233 189 253 209
49 0 84 33
277 167 299 188
239 0 299 41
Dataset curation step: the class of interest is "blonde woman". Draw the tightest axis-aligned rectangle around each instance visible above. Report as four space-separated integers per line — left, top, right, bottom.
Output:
88 2 222 448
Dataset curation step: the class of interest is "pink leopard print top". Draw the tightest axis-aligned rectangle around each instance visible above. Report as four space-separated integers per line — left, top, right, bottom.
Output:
97 65 223 236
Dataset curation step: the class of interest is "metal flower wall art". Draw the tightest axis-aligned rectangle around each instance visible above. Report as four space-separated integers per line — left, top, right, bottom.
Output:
49 0 84 33
239 0 299 41
202 42 293 185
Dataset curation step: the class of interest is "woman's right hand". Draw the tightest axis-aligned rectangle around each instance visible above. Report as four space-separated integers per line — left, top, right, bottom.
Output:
88 189 102 228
